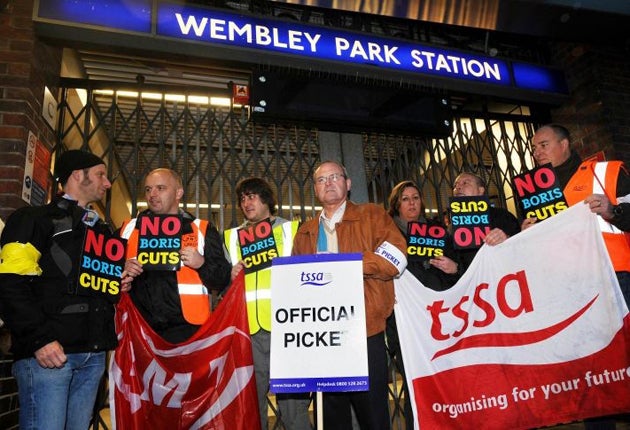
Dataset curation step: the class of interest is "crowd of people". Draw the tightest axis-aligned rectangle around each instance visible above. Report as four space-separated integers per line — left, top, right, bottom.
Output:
0 122 629 429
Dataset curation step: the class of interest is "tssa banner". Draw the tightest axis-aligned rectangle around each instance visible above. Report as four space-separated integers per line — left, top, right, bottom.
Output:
394 203 630 429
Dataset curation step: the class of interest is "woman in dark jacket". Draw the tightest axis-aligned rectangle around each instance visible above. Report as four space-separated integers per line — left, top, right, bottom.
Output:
386 180 460 429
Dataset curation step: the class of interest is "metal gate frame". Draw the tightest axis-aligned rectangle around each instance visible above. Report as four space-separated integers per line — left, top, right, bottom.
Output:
53 79 540 430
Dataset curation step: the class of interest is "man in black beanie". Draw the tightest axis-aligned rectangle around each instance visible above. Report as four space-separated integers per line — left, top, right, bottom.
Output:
54 149 107 185
0 149 126 429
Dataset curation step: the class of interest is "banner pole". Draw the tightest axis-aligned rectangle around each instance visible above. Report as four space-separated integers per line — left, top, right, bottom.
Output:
316 391 323 430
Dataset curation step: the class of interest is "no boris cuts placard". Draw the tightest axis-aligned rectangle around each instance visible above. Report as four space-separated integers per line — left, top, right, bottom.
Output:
513 164 568 221
449 196 491 250
406 221 447 260
136 214 183 271
237 218 279 274
79 228 127 297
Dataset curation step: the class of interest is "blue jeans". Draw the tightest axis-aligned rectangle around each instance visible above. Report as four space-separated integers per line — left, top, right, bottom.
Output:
12 351 106 430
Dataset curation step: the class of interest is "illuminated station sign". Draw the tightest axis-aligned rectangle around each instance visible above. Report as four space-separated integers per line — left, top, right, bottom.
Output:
35 0 568 97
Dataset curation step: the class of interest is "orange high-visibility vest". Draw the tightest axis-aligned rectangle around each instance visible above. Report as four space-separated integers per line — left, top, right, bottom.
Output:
564 160 630 272
120 217 211 324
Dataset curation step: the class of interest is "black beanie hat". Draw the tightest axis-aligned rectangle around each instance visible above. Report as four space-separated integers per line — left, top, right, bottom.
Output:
54 150 105 185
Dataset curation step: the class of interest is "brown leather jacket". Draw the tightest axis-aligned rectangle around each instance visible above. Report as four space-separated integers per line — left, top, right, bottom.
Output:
292 201 407 336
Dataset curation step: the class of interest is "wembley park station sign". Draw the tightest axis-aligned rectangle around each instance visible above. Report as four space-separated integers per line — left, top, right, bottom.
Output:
34 0 569 100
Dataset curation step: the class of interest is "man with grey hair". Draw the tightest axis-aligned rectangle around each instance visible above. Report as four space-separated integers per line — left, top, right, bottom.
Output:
292 160 407 430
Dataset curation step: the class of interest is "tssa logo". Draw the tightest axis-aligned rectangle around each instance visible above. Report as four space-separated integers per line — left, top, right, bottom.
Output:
299 271 332 287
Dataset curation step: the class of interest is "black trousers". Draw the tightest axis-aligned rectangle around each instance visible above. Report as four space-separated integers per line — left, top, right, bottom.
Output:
319 332 390 430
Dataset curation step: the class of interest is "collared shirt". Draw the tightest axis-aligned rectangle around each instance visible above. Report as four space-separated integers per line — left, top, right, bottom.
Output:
61 193 99 226
319 200 347 229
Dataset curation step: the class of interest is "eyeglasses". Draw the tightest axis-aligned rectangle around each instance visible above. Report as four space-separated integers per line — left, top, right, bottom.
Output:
315 173 346 185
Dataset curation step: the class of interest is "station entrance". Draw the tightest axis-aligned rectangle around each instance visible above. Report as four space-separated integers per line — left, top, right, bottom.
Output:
56 58 539 231
48 51 540 428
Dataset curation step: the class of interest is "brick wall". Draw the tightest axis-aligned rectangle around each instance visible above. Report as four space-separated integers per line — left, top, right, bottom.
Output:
548 42 630 165
0 0 61 222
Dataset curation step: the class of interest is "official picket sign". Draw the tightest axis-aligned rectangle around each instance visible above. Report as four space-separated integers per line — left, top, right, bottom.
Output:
269 253 368 393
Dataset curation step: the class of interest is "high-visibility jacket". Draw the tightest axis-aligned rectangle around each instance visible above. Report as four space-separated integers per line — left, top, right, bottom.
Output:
224 219 299 334
120 217 211 324
564 160 630 272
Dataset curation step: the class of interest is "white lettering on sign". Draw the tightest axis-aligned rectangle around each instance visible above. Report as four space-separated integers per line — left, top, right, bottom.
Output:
175 13 321 52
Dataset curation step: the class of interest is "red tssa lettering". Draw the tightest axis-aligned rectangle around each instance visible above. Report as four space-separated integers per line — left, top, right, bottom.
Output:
497 270 533 317
427 300 450 341
427 271 531 340
472 283 495 328
451 296 469 337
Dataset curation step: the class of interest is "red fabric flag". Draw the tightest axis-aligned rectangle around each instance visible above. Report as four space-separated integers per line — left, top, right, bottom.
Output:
109 273 260 430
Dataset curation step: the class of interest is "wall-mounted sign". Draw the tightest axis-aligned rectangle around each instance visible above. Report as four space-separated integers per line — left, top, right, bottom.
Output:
42 86 58 130
22 131 52 206
34 0 569 97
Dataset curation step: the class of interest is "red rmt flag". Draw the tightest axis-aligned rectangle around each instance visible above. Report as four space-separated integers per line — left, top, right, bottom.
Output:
109 272 260 430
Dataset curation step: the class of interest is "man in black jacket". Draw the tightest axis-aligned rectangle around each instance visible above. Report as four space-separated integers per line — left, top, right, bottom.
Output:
0 149 122 429
585 198 630 231
452 172 521 272
527 124 630 429
119 168 231 343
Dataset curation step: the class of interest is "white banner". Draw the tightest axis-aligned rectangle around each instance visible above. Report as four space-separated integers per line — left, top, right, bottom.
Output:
270 253 368 393
395 203 630 429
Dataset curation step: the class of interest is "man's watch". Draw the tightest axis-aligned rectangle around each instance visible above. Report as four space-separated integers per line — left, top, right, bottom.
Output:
613 204 624 219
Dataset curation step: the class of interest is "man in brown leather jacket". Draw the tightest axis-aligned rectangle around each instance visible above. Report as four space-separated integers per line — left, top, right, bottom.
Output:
292 160 407 430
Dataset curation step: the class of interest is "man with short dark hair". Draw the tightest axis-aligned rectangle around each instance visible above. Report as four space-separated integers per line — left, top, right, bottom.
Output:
0 149 122 429
224 177 310 430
